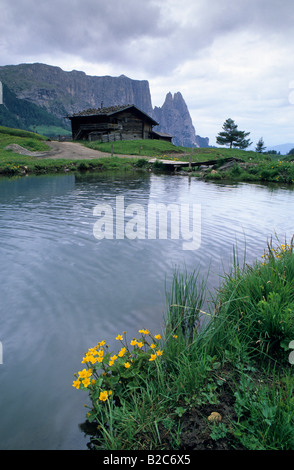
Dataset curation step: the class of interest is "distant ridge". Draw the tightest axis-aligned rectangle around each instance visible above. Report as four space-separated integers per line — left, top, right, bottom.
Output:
267 143 294 155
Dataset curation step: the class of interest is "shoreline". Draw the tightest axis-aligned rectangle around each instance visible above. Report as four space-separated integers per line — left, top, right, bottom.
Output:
1 134 294 185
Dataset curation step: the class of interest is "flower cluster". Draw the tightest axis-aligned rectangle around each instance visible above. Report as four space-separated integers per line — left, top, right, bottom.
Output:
72 329 163 407
72 367 94 390
261 242 293 265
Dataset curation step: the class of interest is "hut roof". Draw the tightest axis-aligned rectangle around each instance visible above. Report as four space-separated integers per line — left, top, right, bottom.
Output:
67 104 158 125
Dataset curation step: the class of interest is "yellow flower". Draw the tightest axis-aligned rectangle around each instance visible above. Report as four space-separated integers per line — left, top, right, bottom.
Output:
118 347 126 357
150 343 156 349
154 334 161 340
139 329 149 335
98 349 104 357
149 354 157 362
82 377 91 388
156 350 163 356
99 391 109 401
78 368 92 379
172 335 178 339
88 348 98 355
116 334 123 341
137 342 143 348
124 362 131 368
72 378 81 389
130 339 137 346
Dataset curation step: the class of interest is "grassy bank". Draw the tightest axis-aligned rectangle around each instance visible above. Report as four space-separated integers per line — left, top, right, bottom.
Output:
84 140 294 185
192 158 294 185
0 126 145 176
1 126 294 185
73 238 294 450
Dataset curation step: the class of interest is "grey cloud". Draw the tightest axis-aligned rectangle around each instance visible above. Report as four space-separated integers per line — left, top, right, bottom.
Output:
2 0 173 67
1 0 294 75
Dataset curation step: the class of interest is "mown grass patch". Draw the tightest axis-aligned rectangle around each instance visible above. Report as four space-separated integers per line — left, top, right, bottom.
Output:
83 139 185 157
83 139 270 163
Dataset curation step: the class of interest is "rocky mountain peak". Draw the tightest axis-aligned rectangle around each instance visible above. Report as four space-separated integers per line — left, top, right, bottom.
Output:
153 91 208 147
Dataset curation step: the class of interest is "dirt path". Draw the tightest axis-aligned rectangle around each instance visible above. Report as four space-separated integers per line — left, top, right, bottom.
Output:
37 141 151 160
8 140 189 162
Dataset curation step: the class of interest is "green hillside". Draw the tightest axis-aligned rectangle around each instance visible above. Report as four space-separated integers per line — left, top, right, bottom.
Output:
0 83 71 137
0 126 139 175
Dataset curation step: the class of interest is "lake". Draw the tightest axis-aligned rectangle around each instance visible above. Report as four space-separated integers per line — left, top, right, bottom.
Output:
0 171 293 449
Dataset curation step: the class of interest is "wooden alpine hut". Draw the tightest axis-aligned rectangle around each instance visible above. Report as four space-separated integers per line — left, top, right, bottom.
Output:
67 104 172 143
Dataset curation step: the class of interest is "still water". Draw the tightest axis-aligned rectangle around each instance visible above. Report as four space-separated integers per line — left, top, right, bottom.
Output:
0 171 293 449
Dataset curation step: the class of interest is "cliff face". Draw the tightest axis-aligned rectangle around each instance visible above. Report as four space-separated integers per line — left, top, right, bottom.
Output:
153 92 209 148
0 63 208 146
0 63 153 119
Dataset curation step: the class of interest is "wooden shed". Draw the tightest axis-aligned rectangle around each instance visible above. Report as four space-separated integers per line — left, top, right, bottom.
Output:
67 104 171 142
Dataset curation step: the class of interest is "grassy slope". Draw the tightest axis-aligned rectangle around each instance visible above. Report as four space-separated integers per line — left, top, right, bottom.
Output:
84 138 264 161
0 126 141 175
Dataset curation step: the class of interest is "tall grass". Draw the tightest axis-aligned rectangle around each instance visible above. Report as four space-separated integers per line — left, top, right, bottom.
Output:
210 237 294 364
164 268 210 345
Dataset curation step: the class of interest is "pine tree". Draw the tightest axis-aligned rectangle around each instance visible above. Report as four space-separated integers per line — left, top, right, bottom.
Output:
255 137 266 153
216 118 252 149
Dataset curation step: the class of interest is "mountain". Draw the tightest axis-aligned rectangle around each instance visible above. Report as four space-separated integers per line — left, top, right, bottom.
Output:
0 82 69 134
266 143 294 155
0 63 208 146
0 63 153 119
153 92 209 147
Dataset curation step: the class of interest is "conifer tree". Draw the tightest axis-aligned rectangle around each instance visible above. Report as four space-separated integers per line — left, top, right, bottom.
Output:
216 118 252 149
255 137 266 153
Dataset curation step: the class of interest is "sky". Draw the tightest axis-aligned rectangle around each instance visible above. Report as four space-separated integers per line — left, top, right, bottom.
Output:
1 0 294 148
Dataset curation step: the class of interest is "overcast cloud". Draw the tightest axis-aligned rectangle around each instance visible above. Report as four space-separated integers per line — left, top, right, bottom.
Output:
1 0 294 147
